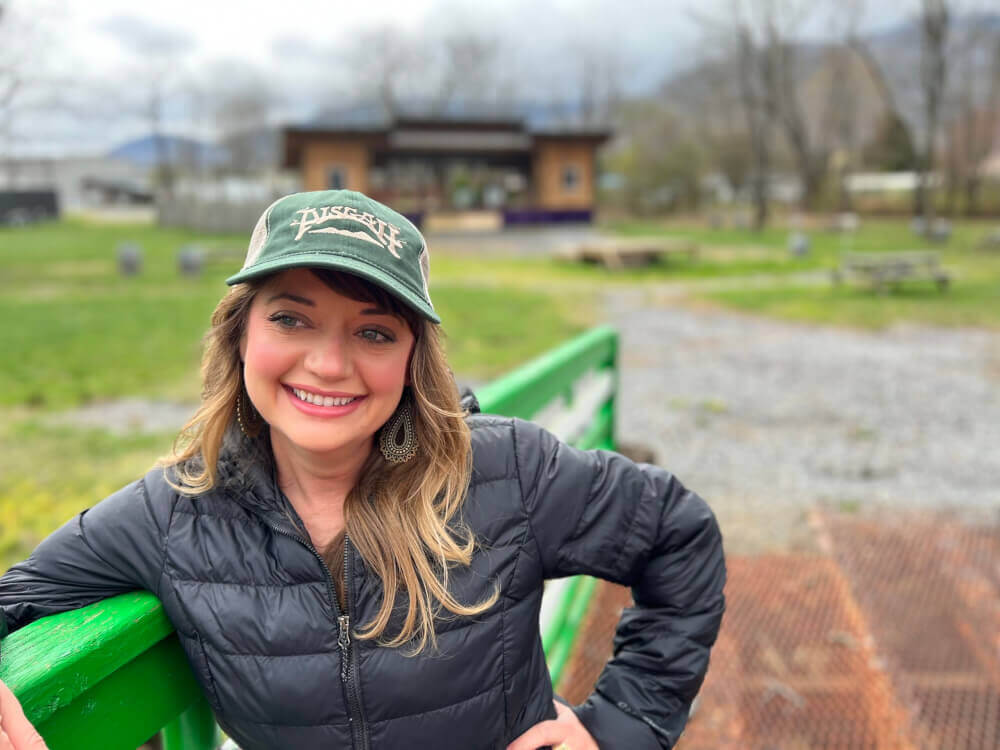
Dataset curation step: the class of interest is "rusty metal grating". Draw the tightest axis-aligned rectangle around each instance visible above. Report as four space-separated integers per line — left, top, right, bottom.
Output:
677 555 913 750
822 513 1000 750
555 512 999 749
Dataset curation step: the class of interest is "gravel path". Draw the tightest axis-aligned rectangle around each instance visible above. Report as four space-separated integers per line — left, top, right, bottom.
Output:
607 289 1000 554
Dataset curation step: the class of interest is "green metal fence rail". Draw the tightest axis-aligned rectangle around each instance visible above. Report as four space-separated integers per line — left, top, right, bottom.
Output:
0 325 618 749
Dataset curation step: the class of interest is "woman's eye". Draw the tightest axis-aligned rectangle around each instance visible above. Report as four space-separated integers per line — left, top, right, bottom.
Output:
268 313 303 329
359 328 393 343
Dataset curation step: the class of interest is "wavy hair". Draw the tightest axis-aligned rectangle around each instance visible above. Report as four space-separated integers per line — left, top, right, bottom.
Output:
161 269 498 653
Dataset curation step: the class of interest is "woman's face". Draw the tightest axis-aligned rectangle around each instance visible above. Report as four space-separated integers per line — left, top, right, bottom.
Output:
240 268 415 463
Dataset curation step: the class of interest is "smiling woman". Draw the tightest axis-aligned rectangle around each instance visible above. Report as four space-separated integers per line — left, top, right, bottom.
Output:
0 190 726 750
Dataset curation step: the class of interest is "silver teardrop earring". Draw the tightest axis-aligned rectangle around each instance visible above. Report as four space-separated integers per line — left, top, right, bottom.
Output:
379 394 418 463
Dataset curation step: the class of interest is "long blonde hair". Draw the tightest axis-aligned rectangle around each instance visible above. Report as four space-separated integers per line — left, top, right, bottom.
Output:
161 269 498 652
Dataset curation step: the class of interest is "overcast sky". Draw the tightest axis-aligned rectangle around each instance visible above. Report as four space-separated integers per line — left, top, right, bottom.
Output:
4 0 917 156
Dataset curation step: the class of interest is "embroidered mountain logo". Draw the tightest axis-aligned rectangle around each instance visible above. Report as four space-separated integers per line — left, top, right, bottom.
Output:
290 205 404 258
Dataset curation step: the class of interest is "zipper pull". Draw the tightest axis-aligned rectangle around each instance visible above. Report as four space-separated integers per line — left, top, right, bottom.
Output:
338 615 351 681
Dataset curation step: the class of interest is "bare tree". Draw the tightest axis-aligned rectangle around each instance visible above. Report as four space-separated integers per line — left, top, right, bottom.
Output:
95 15 197 196
944 21 999 215
736 22 776 228
0 0 53 183
573 41 625 127
208 62 275 173
691 0 834 227
431 31 503 114
674 58 753 201
914 0 952 222
342 24 425 115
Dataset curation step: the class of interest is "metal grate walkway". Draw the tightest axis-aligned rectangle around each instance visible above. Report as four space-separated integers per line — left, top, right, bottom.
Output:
555 512 1000 749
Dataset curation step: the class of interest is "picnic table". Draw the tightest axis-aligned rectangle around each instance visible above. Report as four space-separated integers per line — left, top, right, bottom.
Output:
831 251 951 293
557 236 699 270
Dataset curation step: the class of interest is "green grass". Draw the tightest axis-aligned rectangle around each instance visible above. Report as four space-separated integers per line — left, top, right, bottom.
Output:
604 216 1000 328
0 419 173 567
704 276 1000 329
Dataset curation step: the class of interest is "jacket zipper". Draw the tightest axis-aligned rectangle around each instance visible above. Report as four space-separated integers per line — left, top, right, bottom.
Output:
342 536 371 750
261 520 370 750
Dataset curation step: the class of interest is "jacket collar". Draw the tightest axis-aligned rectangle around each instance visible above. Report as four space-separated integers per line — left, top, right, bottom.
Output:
214 425 311 541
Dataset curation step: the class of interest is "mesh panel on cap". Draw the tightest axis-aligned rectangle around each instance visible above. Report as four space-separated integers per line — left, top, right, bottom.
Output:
242 198 280 270
418 244 431 299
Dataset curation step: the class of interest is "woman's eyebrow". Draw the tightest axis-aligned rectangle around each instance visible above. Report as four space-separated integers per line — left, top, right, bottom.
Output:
267 292 314 306
360 307 392 316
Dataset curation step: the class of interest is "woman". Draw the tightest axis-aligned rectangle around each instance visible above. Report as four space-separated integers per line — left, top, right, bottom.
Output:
0 190 726 749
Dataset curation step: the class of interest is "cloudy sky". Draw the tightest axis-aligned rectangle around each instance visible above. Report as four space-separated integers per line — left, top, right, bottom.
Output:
4 0 915 156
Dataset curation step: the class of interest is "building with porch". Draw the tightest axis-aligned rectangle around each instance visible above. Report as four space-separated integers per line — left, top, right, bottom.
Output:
283 103 611 226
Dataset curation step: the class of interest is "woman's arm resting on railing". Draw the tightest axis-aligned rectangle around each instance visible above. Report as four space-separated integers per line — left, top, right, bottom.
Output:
0 473 169 640
0 680 47 749
513 418 727 750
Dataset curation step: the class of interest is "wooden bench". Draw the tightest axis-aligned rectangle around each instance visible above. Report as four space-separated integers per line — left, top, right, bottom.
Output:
558 237 699 270
831 251 951 293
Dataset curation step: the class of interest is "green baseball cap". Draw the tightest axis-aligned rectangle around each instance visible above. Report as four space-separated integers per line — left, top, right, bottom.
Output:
227 190 439 323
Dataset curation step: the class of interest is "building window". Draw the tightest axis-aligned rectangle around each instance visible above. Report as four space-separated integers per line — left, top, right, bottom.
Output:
562 164 581 193
327 166 347 190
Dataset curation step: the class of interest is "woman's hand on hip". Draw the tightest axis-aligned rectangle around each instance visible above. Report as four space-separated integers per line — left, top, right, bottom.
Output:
0 680 48 750
506 699 598 750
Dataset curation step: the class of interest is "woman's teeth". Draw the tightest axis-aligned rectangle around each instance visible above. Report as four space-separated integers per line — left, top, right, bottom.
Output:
292 388 357 407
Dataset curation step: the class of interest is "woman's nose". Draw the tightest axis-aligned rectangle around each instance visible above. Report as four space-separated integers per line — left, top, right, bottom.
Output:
304 334 354 379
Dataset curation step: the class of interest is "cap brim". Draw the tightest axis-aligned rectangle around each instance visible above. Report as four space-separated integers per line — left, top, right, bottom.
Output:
226 254 440 324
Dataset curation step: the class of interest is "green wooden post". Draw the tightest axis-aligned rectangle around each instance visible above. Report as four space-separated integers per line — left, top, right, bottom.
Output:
161 696 219 750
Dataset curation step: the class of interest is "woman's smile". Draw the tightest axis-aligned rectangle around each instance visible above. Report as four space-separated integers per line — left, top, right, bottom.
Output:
286 384 367 414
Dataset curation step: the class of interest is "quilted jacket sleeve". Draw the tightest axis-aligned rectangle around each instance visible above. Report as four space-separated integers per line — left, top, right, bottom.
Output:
0 472 170 643
512 418 726 749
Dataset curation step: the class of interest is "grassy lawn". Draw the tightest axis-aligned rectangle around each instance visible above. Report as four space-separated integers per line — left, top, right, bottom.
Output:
704 277 1000 329
603 216 1000 329
0 219 590 569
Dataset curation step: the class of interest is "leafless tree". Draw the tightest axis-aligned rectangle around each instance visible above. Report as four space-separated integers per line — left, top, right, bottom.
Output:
673 58 753 201
207 62 275 173
431 31 503 114
914 0 952 222
0 0 53 183
342 24 425 115
573 41 625 127
689 4 774 228
691 0 834 227
95 15 197 195
943 20 999 215
736 23 776 228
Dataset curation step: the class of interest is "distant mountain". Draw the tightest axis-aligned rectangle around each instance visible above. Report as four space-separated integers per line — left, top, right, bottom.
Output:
107 135 229 168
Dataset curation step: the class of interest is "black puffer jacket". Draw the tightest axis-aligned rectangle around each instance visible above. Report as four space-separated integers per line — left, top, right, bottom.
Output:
0 416 726 749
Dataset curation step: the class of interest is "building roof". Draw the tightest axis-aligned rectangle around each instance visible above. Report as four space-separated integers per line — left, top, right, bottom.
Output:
297 99 612 138
283 100 612 168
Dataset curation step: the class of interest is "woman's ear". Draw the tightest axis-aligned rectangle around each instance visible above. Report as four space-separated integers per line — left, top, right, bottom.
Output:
239 331 247 362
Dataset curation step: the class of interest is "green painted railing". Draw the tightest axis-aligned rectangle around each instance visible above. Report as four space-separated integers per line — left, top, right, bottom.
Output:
0 325 618 749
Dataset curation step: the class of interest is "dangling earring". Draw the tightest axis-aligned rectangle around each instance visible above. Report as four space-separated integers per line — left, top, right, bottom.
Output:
236 389 261 438
379 394 418 463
